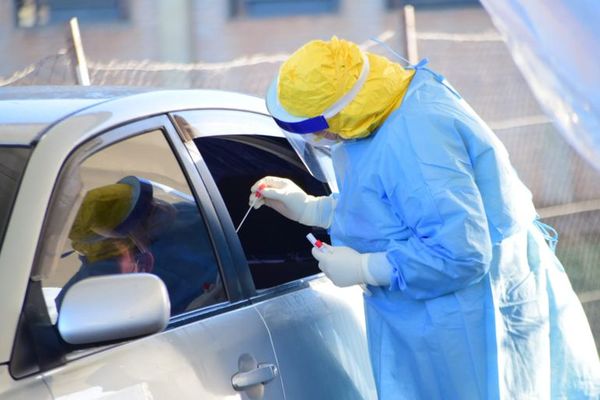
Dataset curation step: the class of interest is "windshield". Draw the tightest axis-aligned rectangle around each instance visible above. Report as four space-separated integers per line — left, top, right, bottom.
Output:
0 147 31 250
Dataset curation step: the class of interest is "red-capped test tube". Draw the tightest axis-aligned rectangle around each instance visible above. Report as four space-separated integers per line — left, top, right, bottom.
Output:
236 183 267 233
307 233 371 296
306 233 330 253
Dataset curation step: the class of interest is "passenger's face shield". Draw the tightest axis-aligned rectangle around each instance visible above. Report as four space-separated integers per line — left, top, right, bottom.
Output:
142 179 198 239
145 179 194 206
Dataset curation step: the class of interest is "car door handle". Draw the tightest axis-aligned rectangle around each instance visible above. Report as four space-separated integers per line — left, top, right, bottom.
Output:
232 362 279 391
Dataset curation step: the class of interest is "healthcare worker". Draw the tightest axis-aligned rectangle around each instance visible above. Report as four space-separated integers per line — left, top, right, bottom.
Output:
250 37 600 399
57 176 222 314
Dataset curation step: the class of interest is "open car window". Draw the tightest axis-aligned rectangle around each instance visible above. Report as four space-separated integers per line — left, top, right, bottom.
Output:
173 111 332 290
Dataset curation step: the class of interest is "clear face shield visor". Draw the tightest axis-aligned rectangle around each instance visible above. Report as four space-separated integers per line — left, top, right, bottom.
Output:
281 129 339 189
116 177 204 247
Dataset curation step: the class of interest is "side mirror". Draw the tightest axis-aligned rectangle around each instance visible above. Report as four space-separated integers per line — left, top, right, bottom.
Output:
57 273 170 345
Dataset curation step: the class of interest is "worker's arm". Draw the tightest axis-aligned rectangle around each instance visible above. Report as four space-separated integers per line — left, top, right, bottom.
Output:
249 176 336 229
378 113 492 300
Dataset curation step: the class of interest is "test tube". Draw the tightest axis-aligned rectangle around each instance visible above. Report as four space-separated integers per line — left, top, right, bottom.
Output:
307 233 372 296
306 233 328 252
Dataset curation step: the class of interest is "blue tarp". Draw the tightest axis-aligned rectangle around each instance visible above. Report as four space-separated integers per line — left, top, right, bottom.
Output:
480 0 600 171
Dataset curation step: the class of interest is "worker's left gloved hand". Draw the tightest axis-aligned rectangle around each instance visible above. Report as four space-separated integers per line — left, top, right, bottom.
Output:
311 244 379 288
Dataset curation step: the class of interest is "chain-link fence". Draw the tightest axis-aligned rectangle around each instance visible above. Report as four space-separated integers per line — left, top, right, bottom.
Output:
2 7 599 346
0 30 397 95
0 47 282 93
0 49 75 86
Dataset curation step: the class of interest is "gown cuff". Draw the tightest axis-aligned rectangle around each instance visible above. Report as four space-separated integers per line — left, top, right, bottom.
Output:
364 252 395 287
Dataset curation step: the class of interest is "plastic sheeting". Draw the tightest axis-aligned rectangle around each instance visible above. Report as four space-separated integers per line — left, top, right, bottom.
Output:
480 0 600 171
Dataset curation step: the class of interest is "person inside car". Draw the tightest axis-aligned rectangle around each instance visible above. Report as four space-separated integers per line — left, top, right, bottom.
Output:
56 176 223 315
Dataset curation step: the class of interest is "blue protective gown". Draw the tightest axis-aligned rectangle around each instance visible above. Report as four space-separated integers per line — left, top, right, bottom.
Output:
328 67 600 399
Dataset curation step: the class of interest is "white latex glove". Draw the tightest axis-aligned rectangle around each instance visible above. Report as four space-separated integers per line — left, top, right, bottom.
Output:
311 244 371 287
249 176 335 229
311 244 393 288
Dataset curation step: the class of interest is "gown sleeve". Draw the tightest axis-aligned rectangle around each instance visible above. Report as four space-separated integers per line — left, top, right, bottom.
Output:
380 113 492 299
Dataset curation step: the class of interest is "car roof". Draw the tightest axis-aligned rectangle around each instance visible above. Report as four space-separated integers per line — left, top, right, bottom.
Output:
0 86 268 145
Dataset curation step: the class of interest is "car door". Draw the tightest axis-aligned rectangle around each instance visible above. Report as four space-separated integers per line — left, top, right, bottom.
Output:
9 116 285 399
172 110 377 400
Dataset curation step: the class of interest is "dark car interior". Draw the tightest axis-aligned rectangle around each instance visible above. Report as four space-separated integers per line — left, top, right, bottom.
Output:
194 135 331 290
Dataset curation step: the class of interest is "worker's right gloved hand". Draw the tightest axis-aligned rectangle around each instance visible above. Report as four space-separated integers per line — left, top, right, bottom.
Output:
249 176 336 229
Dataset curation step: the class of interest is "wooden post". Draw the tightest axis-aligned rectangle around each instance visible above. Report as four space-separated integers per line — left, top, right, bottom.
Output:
68 17 90 86
403 5 418 64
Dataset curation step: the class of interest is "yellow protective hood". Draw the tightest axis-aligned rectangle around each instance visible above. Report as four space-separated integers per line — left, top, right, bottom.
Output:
278 37 415 139
69 183 137 262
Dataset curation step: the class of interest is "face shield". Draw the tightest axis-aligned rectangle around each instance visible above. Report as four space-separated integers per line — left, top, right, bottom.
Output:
265 51 370 190
279 130 339 191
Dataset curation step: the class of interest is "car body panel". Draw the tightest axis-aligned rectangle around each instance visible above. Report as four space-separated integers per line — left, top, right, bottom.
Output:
0 366 52 400
42 307 285 399
0 88 268 145
0 86 148 144
254 281 377 399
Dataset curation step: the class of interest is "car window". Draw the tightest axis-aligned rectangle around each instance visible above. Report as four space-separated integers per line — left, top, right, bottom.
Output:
38 129 224 322
173 111 331 290
0 147 30 251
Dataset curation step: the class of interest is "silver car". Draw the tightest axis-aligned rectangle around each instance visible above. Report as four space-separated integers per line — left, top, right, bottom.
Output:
0 87 376 399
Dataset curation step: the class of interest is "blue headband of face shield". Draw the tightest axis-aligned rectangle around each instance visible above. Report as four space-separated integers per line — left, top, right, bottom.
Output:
271 115 329 134
265 52 370 135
